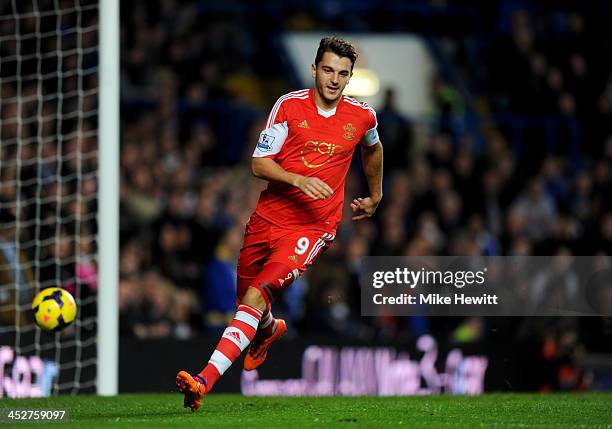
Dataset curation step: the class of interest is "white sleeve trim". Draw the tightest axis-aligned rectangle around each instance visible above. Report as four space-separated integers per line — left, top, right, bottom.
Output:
253 122 288 157
363 127 380 146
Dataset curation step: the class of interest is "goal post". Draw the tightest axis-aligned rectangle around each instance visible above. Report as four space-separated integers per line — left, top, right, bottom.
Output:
97 0 119 396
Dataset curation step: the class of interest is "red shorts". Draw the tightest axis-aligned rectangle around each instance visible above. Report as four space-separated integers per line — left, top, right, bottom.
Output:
236 212 335 302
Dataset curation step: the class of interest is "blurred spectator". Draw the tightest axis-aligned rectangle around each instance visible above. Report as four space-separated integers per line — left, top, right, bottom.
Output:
431 74 465 136
201 226 242 332
376 88 412 170
510 178 558 242
0 211 34 328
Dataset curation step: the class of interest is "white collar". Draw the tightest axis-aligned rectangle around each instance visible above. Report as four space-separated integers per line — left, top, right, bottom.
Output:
317 105 336 118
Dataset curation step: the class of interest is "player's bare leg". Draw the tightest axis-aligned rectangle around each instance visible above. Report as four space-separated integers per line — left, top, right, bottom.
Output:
176 287 265 411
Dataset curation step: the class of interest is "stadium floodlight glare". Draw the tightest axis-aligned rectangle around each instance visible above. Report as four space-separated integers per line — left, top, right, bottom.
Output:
344 68 380 97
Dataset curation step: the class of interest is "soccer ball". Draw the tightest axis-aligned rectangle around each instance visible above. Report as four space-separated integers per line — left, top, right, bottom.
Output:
31 287 77 332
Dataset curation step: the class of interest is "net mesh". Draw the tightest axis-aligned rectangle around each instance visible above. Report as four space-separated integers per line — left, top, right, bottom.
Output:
0 0 99 396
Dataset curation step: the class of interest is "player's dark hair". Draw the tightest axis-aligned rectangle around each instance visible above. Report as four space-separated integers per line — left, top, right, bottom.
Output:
315 36 358 70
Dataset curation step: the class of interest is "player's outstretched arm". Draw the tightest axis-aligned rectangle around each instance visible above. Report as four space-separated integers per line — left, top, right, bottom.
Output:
351 142 383 221
251 157 333 200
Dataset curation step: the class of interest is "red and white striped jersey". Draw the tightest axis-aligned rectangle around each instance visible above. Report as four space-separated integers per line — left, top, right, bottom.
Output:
253 88 380 232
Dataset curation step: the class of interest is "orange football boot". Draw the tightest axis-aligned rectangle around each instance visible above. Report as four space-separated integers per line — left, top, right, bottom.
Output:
175 371 206 412
243 319 287 370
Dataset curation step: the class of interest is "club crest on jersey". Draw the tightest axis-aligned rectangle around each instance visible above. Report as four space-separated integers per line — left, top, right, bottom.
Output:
300 140 345 168
343 123 356 141
257 133 275 152
288 255 298 264
298 120 309 128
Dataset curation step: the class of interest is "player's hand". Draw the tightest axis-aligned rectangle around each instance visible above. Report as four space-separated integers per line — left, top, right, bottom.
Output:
294 176 333 200
350 196 381 221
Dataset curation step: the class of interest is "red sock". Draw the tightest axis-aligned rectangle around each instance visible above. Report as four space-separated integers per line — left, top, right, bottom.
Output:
258 303 278 337
198 304 262 392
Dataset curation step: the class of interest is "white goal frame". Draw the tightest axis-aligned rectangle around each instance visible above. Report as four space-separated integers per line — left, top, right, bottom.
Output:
97 0 119 396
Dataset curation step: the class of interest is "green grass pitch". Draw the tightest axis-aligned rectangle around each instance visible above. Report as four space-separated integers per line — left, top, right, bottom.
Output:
0 393 610 428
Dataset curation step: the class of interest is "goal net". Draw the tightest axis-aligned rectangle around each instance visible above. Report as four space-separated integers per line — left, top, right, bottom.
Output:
0 0 100 396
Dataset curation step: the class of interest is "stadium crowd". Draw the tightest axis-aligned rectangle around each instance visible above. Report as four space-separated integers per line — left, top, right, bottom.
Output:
116 0 611 353
0 0 99 330
2 0 611 392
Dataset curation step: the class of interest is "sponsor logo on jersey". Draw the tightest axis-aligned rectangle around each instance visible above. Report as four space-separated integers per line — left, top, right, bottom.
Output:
300 140 345 168
298 120 309 128
257 133 275 152
343 123 356 140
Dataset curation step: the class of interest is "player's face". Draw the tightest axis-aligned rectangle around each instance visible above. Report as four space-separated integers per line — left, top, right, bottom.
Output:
312 52 353 107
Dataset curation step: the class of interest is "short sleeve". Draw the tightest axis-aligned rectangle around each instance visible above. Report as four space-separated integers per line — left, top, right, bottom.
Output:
253 97 290 158
362 108 380 147
253 122 288 157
